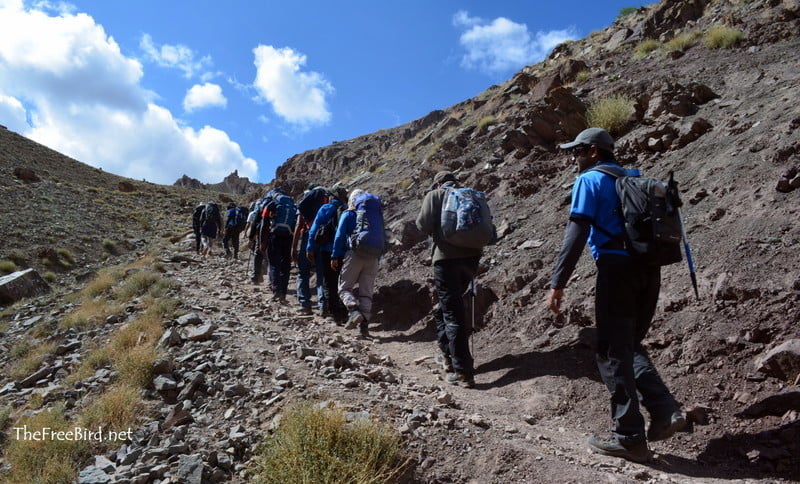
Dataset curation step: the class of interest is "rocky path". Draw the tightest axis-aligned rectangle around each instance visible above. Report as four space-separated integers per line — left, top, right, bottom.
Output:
120 246 778 484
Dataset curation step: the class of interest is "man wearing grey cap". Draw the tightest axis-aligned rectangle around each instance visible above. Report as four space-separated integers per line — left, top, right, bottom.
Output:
547 128 685 463
416 171 481 388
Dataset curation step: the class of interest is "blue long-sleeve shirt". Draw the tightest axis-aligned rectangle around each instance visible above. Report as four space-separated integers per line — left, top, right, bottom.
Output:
331 210 357 258
307 200 343 254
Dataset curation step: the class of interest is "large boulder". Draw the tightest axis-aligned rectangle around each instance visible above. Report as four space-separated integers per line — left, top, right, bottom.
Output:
0 269 51 305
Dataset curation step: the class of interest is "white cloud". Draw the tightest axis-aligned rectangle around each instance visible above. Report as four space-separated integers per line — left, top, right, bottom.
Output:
252 45 333 127
184 83 227 112
0 93 29 132
140 33 212 79
453 10 577 75
0 1 256 184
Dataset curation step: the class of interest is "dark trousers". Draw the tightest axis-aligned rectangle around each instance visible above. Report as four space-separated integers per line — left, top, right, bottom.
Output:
595 254 679 442
434 256 479 376
253 247 266 282
320 251 346 319
222 228 241 256
193 227 201 253
267 231 292 294
297 232 324 309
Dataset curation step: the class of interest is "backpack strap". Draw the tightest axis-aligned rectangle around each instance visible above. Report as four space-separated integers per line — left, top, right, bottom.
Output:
586 164 628 251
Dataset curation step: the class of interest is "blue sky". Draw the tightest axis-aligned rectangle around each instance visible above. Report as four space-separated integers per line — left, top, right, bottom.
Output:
0 0 649 185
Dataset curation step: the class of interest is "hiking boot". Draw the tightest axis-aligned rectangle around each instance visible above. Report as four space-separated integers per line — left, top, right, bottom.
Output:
358 324 371 340
647 410 687 442
345 308 365 330
445 372 475 389
298 306 313 316
436 353 454 373
587 435 652 463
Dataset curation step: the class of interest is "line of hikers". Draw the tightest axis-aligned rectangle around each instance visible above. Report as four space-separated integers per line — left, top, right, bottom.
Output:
190 127 689 464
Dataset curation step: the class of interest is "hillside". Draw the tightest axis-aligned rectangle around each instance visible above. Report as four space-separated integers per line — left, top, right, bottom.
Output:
1 0 799 482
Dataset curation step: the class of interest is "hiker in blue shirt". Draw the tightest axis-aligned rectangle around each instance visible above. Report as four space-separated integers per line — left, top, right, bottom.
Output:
547 128 685 463
307 187 348 323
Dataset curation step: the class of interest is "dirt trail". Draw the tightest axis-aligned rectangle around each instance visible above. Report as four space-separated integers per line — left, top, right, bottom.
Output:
165 246 783 484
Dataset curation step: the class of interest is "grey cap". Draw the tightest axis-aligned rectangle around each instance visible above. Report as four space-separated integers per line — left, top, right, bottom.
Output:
559 128 615 152
432 171 457 189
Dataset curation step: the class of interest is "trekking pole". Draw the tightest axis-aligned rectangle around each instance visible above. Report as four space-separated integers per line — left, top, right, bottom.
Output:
678 208 700 299
470 277 476 358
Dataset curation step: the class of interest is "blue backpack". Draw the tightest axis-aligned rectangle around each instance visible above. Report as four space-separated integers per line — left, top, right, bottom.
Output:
350 193 384 256
228 206 248 231
269 194 297 234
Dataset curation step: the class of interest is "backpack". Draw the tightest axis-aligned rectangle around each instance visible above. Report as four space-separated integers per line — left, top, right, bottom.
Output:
192 204 205 229
228 206 247 231
349 193 385 256
590 165 683 266
297 187 330 227
248 196 271 239
313 204 341 247
201 202 220 226
439 186 494 249
269 194 297 233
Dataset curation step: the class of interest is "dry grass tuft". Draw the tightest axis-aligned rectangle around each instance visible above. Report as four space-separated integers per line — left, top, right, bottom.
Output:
704 25 745 49
3 405 89 484
586 94 634 135
252 403 406 484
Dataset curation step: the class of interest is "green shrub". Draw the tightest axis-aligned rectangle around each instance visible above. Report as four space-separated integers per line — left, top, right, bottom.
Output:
617 6 637 20
0 259 17 274
102 239 117 251
43 272 57 283
115 271 162 301
7 249 26 264
575 70 591 83
56 248 75 264
633 39 661 60
704 25 745 49
664 31 700 54
477 116 497 130
586 94 634 135
252 404 405 484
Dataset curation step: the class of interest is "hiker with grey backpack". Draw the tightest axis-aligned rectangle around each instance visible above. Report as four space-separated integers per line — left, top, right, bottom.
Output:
416 171 495 389
547 128 688 463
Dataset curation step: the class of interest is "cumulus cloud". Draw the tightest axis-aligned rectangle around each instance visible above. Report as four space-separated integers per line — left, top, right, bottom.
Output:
252 45 333 127
0 93 29 132
453 10 577 75
184 83 227 112
0 1 256 184
140 33 212 78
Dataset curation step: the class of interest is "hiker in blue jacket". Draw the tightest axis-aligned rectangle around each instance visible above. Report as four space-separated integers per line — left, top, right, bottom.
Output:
547 128 685 463
307 187 348 323
331 189 382 339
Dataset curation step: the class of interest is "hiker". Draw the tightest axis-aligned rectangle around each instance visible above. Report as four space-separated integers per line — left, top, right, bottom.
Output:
415 172 486 389
331 189 384 339
199 201 223 256
307 187 348 323
262 188 296 301
223 202 247 259
192 203 205 254
293 185 329 315
247 196 271 284
547 127 686 463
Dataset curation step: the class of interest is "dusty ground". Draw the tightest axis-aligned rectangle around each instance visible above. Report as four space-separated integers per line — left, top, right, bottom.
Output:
169 239 798 483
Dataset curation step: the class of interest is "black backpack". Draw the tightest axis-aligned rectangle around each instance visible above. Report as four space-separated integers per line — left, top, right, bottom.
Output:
202 203 221 226
590 165 683 266
297 187 330 227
